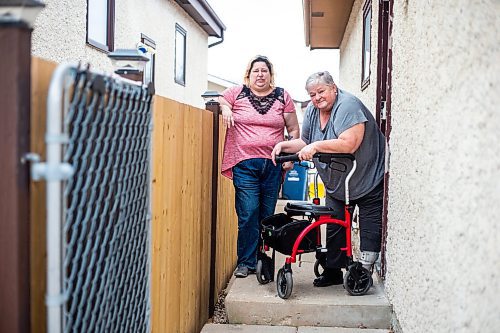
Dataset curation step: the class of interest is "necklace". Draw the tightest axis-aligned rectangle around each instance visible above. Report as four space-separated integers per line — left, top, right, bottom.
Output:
236 86 284 115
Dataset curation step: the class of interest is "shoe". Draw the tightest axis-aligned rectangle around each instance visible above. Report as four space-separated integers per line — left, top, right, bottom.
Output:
234 266 249 278
313 269 343 287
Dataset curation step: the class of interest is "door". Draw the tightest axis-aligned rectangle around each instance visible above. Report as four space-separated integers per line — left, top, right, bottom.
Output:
375 0 393 278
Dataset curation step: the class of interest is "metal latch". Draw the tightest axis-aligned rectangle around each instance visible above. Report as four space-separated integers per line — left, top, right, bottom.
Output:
380 100 387 120
22 153 74 181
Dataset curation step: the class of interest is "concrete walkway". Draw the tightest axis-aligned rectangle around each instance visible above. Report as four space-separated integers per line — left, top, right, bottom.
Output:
202 323 390 332
201 200 393 332
224 251 391 329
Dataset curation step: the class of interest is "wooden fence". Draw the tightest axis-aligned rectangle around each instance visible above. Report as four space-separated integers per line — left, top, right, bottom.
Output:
29 57 238 333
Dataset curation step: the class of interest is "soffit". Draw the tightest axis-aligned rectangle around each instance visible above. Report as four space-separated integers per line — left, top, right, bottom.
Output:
303 0 354 49
174 0 226 38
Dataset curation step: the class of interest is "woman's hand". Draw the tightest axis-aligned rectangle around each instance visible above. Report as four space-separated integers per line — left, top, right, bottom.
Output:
298 142 318 161
271 142 283 165
221 105 234 128
282 161 294 171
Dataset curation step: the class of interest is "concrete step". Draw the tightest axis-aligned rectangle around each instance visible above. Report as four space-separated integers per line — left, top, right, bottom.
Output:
201 323 391 333
224 252 392 329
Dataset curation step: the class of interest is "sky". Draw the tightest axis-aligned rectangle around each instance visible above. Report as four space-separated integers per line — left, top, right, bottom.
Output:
206 0 340 102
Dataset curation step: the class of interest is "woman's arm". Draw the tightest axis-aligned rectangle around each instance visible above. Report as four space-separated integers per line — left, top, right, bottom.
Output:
219 96 234 128
284 112 300 140
297 123 365 160
271 138 307 165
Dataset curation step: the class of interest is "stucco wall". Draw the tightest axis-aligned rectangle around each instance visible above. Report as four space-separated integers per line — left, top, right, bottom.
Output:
32 0 209 108
386 1 500 332
339 0 499 332
339 0 378 115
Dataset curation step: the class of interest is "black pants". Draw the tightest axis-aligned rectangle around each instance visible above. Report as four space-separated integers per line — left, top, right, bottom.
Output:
323 180 384 269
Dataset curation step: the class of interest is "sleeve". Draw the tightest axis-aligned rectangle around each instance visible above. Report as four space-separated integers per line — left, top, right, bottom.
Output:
221 85 242 107
336 98 368 135
300 103 315 145
282 90 296 113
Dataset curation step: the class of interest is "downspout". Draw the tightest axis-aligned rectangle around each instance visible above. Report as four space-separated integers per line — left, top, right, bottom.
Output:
208 30 224 48
303 0 312 48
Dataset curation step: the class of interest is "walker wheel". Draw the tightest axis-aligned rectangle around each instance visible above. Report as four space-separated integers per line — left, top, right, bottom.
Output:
276 268 293 299
313 259 324 277
343 264 373 296
256 259 271 284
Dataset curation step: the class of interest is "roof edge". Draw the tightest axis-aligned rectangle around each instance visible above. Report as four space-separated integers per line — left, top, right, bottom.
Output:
174 0 226 38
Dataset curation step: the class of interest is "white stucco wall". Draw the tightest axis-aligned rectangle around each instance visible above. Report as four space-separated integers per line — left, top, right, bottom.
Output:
339 0 500 332
386 1 500 332
32 0 209 108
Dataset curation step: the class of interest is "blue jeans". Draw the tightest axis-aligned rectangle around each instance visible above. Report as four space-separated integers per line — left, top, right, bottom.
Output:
232 158 282 269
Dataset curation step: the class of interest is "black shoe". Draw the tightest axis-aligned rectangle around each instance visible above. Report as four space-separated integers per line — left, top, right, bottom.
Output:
313 269 343 287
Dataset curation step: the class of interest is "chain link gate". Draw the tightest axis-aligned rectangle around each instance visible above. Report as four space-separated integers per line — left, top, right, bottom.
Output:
30 63 153 333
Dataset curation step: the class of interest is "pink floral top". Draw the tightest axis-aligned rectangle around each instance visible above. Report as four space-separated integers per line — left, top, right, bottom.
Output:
221 85 296 179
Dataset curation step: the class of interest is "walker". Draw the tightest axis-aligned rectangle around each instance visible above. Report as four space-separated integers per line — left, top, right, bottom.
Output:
256 153 373 299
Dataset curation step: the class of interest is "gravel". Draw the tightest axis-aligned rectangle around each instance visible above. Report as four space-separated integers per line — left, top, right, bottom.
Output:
212 288 229 324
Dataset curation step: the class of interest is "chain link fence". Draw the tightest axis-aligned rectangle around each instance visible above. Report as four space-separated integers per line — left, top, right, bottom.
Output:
51 66 153 332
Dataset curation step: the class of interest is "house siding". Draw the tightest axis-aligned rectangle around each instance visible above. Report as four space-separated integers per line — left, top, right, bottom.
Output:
32 0 209 108
339 0 499 332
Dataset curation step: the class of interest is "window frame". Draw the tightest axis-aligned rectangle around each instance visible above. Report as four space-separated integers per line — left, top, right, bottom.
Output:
174 23 187 86
361 0 372 91
86 0 115 52
140 33 156 86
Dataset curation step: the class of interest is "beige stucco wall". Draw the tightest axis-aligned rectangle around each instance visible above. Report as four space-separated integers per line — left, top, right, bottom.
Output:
32 0 209 108
339 0 378 116
339 0 499 332
386 1 500 332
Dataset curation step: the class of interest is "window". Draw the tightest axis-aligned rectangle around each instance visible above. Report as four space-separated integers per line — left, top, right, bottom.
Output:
140 34 156 86
87 0 115 52
361 0 372 90
175 24 187 86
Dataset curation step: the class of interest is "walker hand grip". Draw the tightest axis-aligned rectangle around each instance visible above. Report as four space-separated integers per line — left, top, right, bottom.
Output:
275 153 355 164
275 154 299 163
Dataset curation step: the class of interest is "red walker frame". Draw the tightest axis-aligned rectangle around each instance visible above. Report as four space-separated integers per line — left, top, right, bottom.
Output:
259 152 373 299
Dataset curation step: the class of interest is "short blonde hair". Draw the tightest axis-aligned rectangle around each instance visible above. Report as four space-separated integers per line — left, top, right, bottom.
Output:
243 55 275 88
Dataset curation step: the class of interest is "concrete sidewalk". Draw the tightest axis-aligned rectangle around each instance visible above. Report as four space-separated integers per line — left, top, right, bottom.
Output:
224 251 391 329
201 200 392 332
202 323 390 332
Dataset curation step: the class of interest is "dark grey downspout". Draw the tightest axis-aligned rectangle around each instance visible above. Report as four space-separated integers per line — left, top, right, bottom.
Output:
208 30 224 48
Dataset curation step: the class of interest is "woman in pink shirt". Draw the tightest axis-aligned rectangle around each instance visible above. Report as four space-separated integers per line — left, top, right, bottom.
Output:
219 55 300 278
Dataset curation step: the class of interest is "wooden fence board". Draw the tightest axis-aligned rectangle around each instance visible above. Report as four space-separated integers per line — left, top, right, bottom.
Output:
151 96 165 333
30 57 57 333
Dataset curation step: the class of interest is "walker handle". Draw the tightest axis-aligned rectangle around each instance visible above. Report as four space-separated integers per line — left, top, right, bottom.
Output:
275 153 355 164
275 153 299 163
